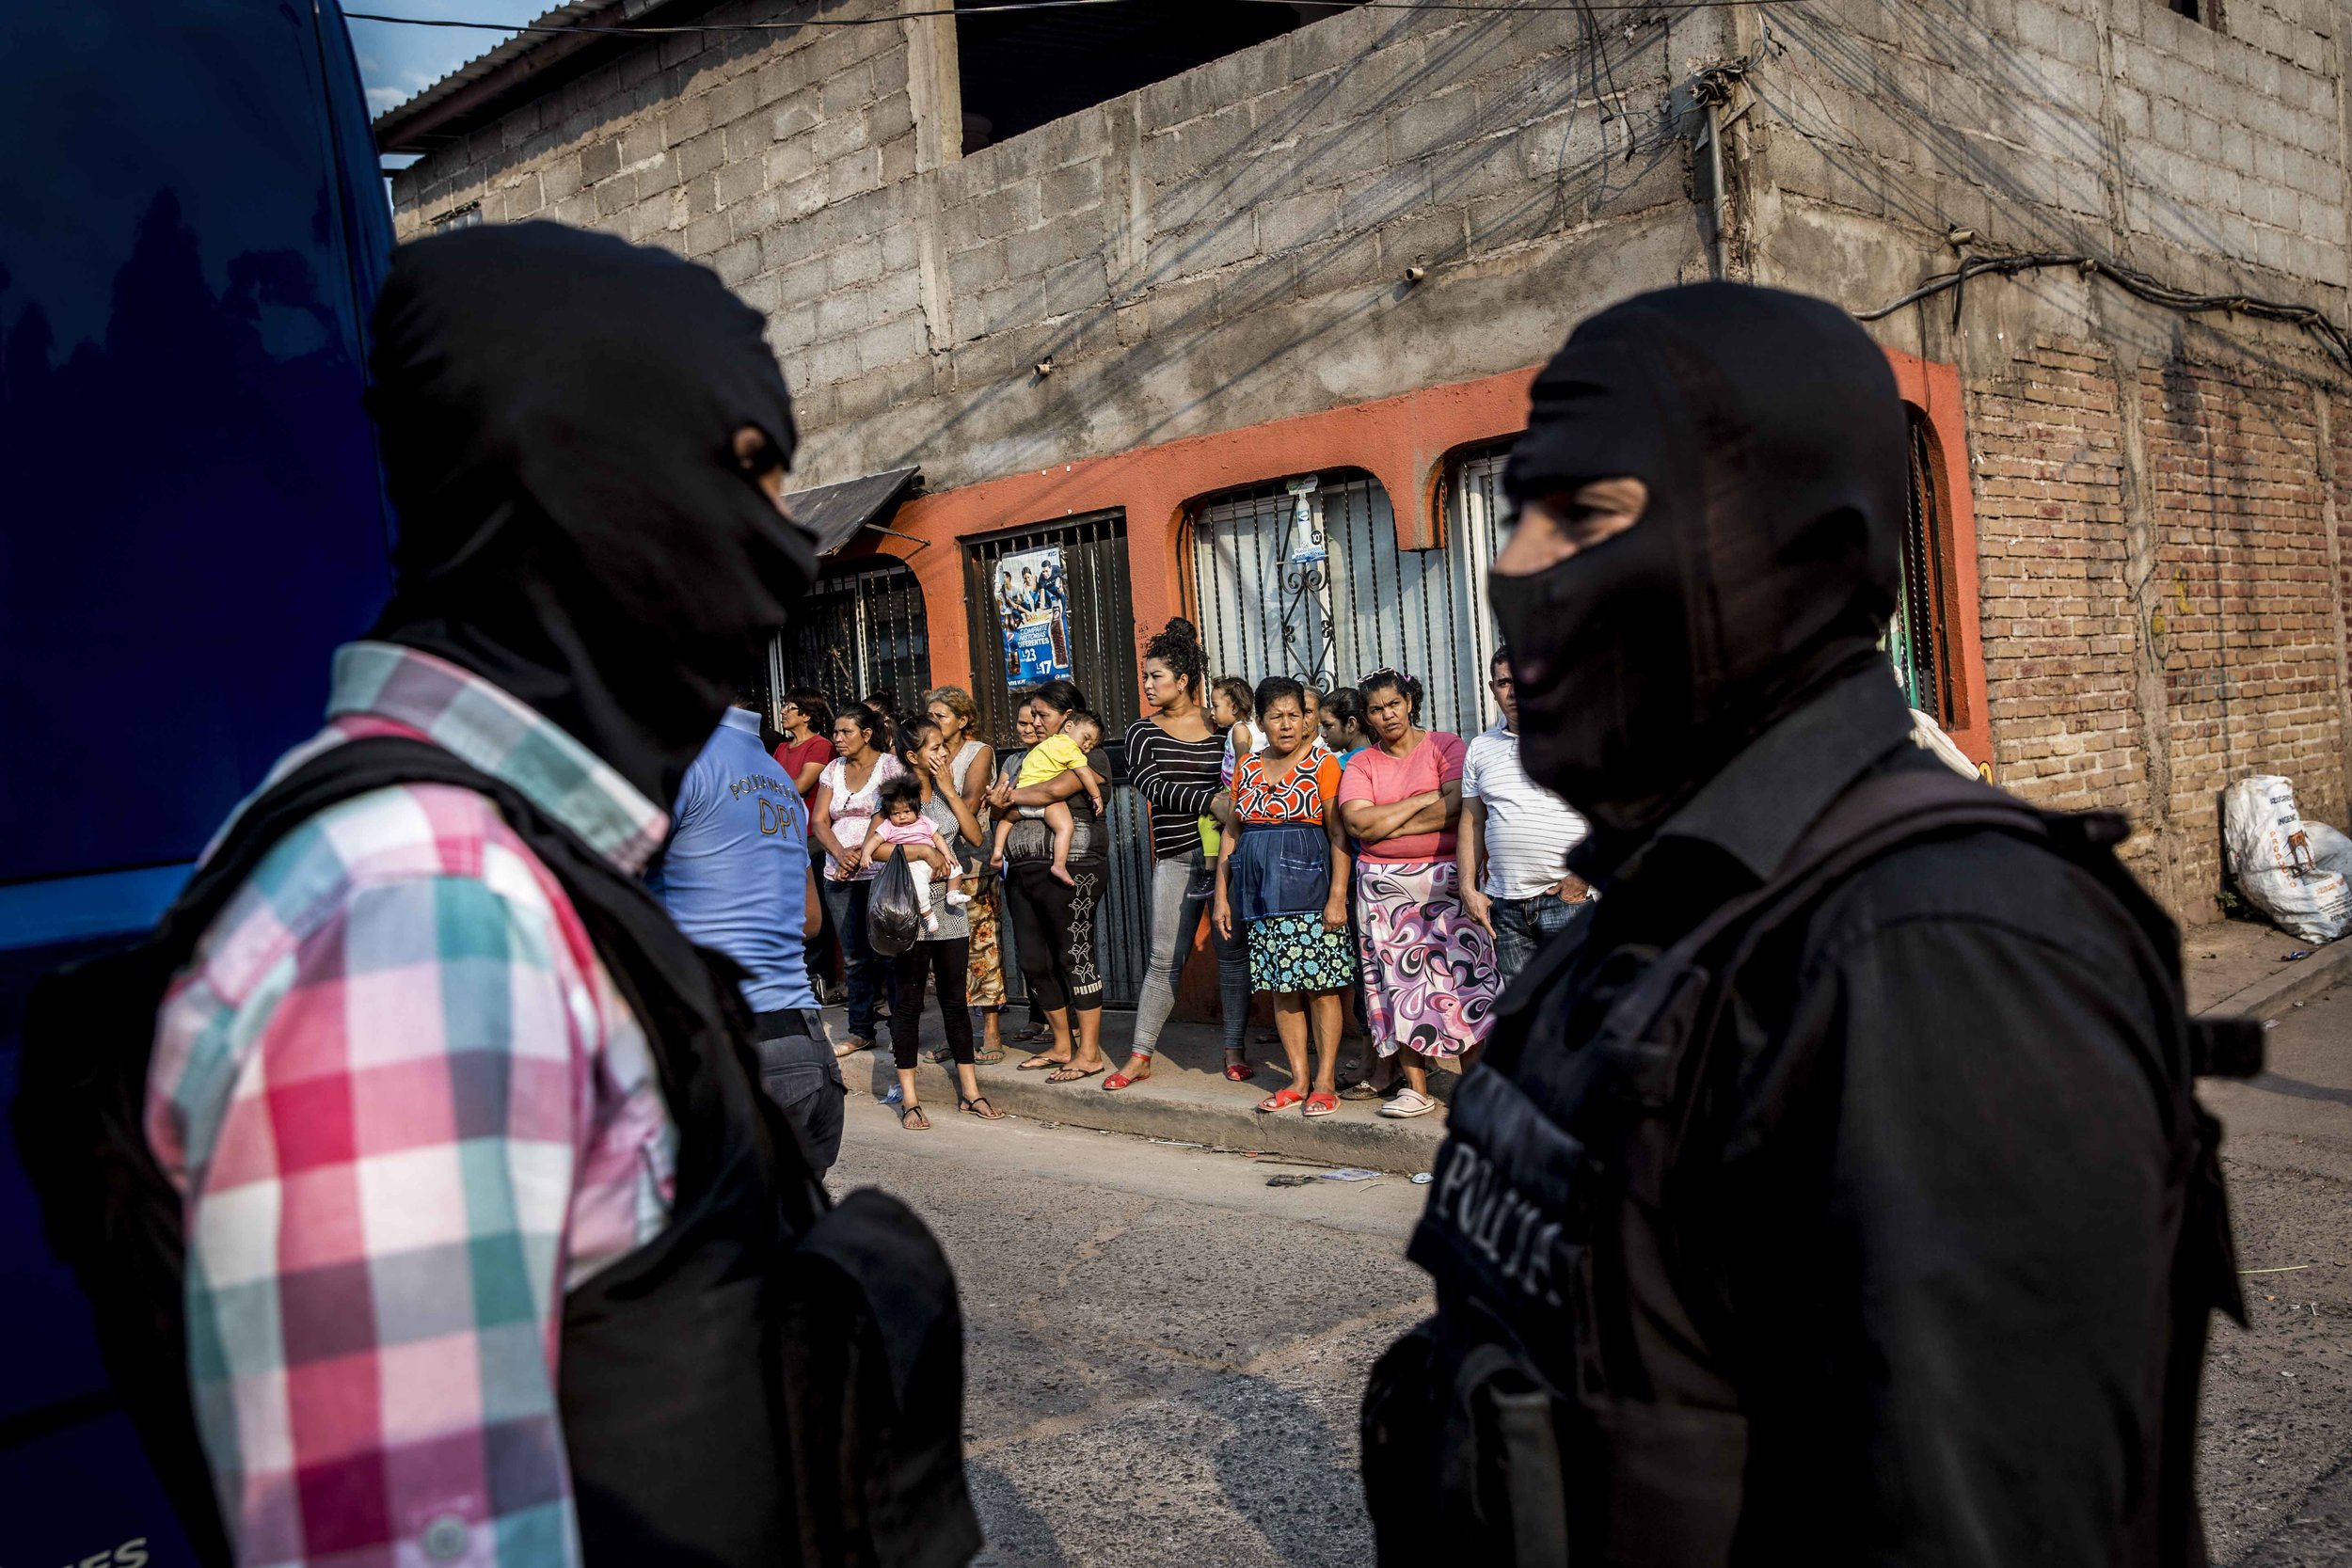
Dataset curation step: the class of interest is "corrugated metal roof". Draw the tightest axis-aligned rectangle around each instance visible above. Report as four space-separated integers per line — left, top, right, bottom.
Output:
787 467 924 556
371 0 670 150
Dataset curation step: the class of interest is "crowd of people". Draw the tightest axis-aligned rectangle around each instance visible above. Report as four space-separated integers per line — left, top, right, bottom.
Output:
751 620 1591 1134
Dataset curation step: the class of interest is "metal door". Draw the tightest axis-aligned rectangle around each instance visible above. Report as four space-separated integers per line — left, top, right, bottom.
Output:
963 512 1150 1006
1187 464 1511 740
769 557 931 717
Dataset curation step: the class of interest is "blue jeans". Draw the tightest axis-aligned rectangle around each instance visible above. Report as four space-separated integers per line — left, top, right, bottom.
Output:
1488 892 1581 989
1131 851 1248 1056
819 876 888 1042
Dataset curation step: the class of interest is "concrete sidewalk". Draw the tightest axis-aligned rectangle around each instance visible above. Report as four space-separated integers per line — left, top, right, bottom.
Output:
832 1006 1450 1175
832 917 2348 1177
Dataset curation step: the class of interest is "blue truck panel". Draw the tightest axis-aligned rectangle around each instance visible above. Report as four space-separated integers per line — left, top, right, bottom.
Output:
0 1 396 1556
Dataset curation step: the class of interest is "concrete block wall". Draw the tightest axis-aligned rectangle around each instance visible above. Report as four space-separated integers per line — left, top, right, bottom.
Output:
1758 0 2346 305
392 0 1725 491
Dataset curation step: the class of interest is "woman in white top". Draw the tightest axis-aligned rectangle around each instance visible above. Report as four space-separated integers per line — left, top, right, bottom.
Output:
809 704 906 1054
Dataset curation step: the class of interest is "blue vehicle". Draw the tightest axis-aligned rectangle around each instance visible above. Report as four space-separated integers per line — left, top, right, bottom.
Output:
0 3 394 1557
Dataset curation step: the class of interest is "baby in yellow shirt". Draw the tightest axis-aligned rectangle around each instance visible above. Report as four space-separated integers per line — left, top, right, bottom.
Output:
992 711 1104 885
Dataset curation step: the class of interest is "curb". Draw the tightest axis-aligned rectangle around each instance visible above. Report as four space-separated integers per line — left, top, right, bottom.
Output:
2199 938 2352 1022
970 1069 1447 1174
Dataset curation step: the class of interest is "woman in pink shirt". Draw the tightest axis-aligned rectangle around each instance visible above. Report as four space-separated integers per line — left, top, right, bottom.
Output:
1336 668 1500 1117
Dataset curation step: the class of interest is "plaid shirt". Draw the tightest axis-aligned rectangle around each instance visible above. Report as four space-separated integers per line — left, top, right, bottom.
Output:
146 641 678 1568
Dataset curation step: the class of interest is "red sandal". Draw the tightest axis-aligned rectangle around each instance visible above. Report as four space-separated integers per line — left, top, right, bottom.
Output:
1104 1057 1152 1091
1223 1058 1256 1083
1303 1091 1339 1117
1256 1087 1307 1114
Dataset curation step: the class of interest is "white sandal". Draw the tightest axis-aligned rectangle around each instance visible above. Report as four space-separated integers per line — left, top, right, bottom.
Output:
1378 1088 1438 1118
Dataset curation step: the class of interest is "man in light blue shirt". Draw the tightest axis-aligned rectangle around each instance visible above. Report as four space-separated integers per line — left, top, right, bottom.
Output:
653 689 840 1171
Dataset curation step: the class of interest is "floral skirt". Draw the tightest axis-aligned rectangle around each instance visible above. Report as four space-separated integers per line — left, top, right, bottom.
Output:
964 874 1008 1007
1355 859 1498 1059
1246 910 1358 993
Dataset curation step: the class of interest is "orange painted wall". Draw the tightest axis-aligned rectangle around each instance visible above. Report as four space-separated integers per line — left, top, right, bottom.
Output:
839 353 1991 766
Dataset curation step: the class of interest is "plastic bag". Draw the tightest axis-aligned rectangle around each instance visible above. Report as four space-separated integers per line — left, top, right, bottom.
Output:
2220 775 2352 943
866 851 923 957
2304 821 2352 882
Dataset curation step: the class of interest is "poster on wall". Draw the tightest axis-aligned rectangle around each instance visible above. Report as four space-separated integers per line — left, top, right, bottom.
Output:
995 545 1073 686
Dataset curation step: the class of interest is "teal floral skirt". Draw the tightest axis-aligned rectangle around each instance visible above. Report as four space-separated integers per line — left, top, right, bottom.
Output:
1246 911 1358 993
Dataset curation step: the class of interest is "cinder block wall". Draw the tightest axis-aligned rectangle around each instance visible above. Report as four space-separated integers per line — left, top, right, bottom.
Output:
391 0 1724 490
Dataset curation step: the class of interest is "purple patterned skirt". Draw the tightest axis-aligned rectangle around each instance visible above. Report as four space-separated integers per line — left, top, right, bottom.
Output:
1354 859 1499 1059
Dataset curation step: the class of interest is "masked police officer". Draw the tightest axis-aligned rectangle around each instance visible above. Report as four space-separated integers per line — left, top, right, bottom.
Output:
1363 283 2247 1566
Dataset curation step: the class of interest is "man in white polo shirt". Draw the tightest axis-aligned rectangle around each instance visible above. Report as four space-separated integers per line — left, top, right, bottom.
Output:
1461 645 1591 985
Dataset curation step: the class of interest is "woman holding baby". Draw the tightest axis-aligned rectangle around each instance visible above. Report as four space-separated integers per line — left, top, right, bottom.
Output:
868 721 1007 1131
984 679 1113 1082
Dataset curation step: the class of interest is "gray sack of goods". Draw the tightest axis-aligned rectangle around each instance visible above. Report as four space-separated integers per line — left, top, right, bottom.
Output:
2221 774 2352 943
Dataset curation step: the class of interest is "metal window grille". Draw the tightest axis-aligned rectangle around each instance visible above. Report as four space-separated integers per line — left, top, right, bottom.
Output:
767 557 931 720
1889 413 1954 724
961 511 1140 750
1188 465 1510 740
1441 444 1516 736
962 511 1150 1006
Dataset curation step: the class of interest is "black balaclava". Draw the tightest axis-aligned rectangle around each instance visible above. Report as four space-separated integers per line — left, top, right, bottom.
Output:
1490 283 1907 847
365 222 814 809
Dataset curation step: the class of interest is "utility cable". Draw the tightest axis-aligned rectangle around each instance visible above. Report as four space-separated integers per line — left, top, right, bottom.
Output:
346 0 1833 35
1856 245 2352 374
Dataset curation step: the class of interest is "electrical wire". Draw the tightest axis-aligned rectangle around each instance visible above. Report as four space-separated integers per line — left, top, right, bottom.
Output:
1856 247 2352 374
344 0 1830 34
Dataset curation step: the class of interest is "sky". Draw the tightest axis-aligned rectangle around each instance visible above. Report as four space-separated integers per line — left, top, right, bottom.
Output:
346 4 543 119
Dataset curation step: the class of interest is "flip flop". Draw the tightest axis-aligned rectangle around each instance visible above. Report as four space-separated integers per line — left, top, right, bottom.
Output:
898 1103 931 1131
1016 1053 1070 1071
1045 1063 1104 1084
959 1094 1006 1120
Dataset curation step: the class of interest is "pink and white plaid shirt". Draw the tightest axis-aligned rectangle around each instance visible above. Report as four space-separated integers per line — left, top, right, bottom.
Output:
146 641 677 1568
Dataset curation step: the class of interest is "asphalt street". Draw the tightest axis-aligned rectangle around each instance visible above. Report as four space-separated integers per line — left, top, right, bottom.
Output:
2196 985 2352 1565
834 983 2352 1566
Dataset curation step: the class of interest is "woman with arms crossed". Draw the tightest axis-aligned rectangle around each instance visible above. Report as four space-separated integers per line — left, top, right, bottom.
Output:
1336 669 1499 1117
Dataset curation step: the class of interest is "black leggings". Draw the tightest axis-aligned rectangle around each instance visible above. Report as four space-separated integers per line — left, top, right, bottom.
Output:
890 938 974 1070
1004 856 1106 1014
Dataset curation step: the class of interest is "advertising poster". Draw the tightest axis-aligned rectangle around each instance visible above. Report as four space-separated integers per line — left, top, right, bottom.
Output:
995 545 1073 686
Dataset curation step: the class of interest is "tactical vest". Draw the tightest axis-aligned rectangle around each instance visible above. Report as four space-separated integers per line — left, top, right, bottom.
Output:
16 736 981 1568
1362 768 2259 1567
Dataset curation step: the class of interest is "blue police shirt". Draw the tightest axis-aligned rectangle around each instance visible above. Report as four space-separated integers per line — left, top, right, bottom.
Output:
651 706 818 1015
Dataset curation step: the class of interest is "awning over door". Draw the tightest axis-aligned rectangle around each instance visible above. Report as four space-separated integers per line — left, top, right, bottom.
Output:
784 466 922 557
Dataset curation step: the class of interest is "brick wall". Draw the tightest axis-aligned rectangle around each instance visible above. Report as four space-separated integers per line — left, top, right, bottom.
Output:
1966 333 2351 913
2145 364 2347 897
1964 338 2153 860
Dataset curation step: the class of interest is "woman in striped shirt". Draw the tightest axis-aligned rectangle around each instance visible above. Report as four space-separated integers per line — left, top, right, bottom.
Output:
1106 618 1250 1090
